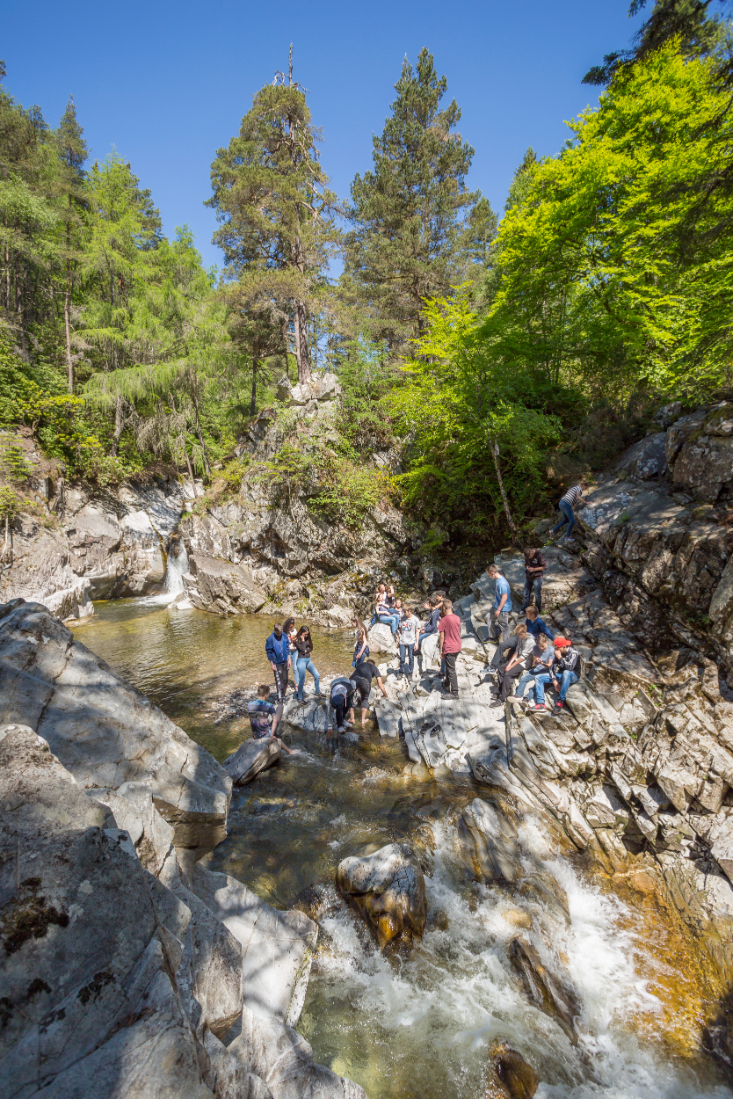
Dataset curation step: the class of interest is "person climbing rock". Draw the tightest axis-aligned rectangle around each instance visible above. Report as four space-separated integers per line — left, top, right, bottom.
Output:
522 547 547 614
550 480 587 543
438 599 462 699
351 659 388 727
327 676 356 738
485 564 512 644
247 684 297 755
265 623 290 702
293 625 321 702
398 604 420 678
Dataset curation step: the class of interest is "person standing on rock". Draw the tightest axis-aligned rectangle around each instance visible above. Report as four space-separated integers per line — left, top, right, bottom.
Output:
351 659 389 727
522 548 547 614
491 624 534 706
352 616 370 666
550 480 587 543
248 684 297 755
293 626 321 702
438 599 462 699
485 564 512 644
398 604 420 678
265 623 291 703
524 604 555 642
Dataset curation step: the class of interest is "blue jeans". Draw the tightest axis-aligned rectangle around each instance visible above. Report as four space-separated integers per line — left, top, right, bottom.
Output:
352 643 370 667
556 669 578 701
515 671 536 699
552 500 575 538
379 613 399 636
522 575 543 613
399 642 415 676
296 656 320 699
534 669 578 705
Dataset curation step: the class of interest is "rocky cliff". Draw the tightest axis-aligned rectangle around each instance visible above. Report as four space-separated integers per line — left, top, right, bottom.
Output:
0 599 367 1099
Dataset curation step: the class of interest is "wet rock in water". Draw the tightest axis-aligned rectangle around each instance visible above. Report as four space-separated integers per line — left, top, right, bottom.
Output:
336 843 427 950
293 882 342 922
225 737 282 785
485 1041 539 1099
458 798 523 884
517 873 571 926
508 936 581 1045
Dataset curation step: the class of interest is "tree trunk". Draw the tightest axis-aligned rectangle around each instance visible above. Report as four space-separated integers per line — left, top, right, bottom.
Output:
490 437 520 545
64 260 73 393
110 396 125 457
293 299 311 385
250 356 259 417
191 387 211 478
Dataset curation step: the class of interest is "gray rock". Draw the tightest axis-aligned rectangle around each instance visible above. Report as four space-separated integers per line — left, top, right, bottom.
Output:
337 843 427 950
186 553 268 615
584 785 630 831
225 737 282 785
508 936 581 1045
458 798 522 883
614 432 668 481
0 601 231 857
367 621 398 655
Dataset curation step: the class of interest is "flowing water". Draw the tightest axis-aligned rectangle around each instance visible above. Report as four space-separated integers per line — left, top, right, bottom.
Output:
74 597 733 1099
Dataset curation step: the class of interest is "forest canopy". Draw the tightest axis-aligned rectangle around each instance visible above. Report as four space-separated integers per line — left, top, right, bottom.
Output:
3 0 733 549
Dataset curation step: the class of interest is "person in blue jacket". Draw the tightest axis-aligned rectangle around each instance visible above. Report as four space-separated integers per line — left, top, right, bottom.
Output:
265 623 291 702
524 605 555 641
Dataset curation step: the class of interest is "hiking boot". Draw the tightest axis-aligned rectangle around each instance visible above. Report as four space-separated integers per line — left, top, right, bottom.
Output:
530 703 546 712
554 700 564 711
441 691 459 700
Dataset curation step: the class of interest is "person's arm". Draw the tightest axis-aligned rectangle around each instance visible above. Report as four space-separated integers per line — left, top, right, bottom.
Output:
438 625 445 655
271 704 281 736
376 676 388 698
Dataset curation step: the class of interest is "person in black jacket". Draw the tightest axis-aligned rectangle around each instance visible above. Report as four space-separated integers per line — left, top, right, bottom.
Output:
293 626 321 702
522 547 547 614
350 660 389 727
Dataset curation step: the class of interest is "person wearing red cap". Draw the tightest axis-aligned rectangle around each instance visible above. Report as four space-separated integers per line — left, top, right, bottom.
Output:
529 636 582 712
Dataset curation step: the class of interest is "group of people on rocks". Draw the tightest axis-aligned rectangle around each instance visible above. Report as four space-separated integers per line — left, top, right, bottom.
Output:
247 481 588 746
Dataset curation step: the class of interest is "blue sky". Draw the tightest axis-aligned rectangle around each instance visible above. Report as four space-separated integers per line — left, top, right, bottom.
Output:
5 0 644 270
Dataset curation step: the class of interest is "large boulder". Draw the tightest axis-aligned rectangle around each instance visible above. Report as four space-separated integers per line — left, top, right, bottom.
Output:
336 843 426 950
613 432 668 481
185 553 268 615
0 600 231 856
366 621 398 655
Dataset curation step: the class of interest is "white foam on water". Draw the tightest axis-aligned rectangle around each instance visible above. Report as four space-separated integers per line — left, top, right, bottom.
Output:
308 817 732 1099
139 540 189 606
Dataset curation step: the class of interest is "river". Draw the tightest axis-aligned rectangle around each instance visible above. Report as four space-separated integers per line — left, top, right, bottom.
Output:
74 598 733 1099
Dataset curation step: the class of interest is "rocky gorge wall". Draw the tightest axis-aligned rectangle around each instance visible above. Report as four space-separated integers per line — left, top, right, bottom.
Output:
0 597 366 1099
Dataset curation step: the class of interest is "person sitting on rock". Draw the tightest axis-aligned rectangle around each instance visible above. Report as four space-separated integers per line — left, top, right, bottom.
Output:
265 623 291 703
327 676 356 738
416 596 443 656
491 624 535 706
524 604 555 642
522 547 547 614
485 564 512 644
513 632 556 707
248 684 296 755
373 585 400 636
350 659 389 727
351 616 370 667
293 625 322 702
531 637 582 713
550 480 588 544
398 604 420 678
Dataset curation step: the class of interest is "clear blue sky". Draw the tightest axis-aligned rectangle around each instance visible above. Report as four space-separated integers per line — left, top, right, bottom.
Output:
4 0 643 271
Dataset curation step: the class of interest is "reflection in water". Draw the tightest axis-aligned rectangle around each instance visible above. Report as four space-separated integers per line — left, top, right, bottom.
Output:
74 600 733 1099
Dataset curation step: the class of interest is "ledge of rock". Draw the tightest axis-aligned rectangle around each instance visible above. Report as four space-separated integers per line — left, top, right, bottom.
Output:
337 843 427 950
185 553 269 616
0 599 231 856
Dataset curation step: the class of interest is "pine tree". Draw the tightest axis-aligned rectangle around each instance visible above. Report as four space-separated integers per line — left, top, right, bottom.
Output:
55 97 87 393
344 48 476 348
207 49 336 386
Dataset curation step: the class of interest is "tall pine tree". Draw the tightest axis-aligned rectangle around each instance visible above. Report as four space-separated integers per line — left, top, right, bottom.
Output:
208 50 336 386
344 48 476 348
55 97 87 392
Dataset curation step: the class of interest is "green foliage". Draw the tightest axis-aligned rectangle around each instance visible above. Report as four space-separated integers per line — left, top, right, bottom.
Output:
331 337 401 451
0 485 24 519
311 460 391 529
0 437 32 482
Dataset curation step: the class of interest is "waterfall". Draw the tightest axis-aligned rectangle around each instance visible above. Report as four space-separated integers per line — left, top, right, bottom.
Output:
163 540 188 597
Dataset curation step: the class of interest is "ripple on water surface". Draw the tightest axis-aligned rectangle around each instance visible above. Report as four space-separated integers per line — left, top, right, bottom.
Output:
74 600 733 1099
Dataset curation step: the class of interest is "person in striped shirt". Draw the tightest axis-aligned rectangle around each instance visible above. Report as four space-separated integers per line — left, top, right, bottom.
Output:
551 481 587 543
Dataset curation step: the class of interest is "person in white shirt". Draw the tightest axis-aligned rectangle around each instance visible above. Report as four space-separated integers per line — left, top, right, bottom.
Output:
398 605 420 677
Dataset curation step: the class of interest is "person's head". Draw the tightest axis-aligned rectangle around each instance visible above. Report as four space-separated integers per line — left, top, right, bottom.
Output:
296 625 310 641
377 583 386 594
257 684 270 699
273 623 283 638
283 616 295 635
487 564 501 578
525 606 539 621
403 604 411 617
394 598 402 609
441 599 453 616
524 547 536 561
515 624 528 639
554 636 572 651
537 633 549 650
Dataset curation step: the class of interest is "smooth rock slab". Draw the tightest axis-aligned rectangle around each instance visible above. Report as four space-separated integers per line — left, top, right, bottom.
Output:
458 798 522 883
337 843 427 950
226 737 282 785
0 600 231 856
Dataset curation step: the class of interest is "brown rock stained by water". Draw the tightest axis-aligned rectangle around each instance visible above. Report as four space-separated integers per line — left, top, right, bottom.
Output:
485 1042 539 1099
508 937 581 1045
336 843 427 950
